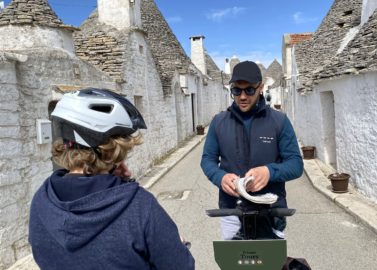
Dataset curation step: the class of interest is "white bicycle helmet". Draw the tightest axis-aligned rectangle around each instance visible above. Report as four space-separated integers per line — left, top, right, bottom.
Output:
51 88 147 148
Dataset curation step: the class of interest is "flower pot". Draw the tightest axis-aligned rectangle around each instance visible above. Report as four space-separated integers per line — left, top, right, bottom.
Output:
301 146 315 159
196 125 204 135
328 173 350 193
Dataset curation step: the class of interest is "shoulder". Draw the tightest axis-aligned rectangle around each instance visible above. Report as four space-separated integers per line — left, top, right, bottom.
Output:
264 107 288 133
133 186 162 214
267 107 287 123
267 107 286 121
134 187 174 228
212 109 232 129
133 185 156 204
213 110 230 122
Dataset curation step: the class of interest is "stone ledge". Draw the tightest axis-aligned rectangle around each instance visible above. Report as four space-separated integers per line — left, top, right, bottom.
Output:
304 158 377 235
6 254 38 270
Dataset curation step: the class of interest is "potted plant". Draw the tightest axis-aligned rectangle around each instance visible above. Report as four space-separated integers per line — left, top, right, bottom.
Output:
301 146 315 159
196 125 205 135
328 172 350 193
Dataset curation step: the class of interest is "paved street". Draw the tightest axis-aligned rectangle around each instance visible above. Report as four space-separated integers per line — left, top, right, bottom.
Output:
8 138 377 270
149 141 377 270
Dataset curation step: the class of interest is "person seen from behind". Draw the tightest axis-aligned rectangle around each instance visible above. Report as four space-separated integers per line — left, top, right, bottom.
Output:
201 61 303 240
29 88 195 270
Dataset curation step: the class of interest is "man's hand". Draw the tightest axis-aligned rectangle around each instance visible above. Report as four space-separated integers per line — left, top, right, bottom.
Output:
244 166 270 192
221 173 240 197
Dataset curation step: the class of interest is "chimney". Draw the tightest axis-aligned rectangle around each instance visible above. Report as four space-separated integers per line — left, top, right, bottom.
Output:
98 0 141 30
229 56 240 74
224 58 231 74
190 35 207 75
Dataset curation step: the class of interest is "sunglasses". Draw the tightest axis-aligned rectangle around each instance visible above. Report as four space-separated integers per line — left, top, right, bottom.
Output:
230 83 261 96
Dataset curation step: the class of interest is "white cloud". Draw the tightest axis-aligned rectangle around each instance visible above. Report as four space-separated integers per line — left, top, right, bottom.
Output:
167 16 183 24
206 7 246 22
293 12 318 24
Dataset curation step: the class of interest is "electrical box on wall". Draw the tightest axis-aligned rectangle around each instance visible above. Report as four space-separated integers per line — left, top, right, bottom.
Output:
36 119 52 144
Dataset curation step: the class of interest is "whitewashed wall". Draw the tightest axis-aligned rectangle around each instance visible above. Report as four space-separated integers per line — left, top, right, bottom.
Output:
293 71 377 203
201 79 228 124
0 25 75 53
121 31 179 177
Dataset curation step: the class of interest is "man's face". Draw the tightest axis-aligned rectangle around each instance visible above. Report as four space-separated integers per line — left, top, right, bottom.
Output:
232 80 263 112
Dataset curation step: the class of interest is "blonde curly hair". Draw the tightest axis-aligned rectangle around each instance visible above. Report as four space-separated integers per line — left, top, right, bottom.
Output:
52 134 143 175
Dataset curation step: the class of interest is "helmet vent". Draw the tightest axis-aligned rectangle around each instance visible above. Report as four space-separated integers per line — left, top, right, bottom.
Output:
89 104 113 113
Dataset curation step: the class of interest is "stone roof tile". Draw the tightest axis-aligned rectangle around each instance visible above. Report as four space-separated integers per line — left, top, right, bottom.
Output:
266 59 283 88
295 0 362 91
0 0 75 30
141 0 191 96
73 11 127 82
315 8 377 80
205 52 223 81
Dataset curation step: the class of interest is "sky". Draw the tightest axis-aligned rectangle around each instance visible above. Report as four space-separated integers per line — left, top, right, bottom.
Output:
2 0 334 69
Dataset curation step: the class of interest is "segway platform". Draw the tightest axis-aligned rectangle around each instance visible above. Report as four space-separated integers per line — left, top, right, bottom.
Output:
213 239 286 270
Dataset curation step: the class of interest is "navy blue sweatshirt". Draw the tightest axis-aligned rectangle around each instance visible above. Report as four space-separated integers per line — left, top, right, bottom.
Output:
29 170 195 270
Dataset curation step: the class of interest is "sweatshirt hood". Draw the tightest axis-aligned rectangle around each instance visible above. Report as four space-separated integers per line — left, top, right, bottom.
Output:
32 171 139 251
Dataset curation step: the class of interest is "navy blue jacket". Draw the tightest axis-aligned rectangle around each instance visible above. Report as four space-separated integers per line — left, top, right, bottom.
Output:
29 170 195 270
201 98 303 209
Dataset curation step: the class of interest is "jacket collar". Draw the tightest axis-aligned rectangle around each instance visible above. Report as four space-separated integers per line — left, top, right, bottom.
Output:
228 95 267 122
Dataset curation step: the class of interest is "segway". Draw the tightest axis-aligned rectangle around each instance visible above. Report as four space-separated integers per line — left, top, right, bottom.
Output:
206 177 296 270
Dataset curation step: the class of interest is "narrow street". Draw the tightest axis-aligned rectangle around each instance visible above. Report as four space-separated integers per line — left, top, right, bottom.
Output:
149 141 377 270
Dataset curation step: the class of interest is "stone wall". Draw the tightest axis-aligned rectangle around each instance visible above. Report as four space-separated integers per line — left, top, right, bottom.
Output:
0 25 75 52
124 32 180 176
201 79 228 125
0 57 25 270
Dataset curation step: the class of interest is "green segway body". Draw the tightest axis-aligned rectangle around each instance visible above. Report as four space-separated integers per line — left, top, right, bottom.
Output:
213 239 286 270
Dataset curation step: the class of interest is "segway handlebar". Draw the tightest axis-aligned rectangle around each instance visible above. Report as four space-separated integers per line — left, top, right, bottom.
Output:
206 209 244 217
206 208 295 218
268 208 296 217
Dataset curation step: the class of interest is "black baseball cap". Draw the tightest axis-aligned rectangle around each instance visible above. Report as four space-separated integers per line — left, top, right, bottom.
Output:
229 61 262 84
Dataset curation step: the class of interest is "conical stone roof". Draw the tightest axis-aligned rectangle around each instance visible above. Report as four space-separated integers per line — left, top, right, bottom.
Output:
0 0 74 29
266 59 283 88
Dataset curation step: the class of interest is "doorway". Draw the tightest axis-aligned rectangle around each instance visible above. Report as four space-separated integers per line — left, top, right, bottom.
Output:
191 93 196 132
320 91 337 168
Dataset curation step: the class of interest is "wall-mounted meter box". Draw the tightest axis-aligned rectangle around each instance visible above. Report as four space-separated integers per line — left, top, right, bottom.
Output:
36 119 52 144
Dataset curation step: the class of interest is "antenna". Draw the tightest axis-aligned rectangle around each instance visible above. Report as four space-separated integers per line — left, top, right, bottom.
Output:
0 1 4 11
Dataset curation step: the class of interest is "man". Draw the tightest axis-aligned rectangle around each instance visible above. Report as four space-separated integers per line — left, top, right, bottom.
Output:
201 61 303 240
